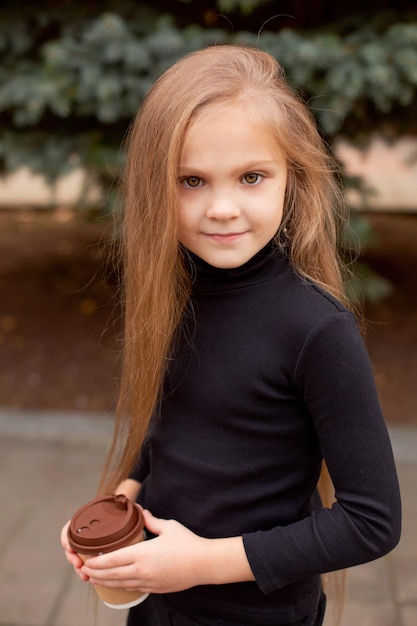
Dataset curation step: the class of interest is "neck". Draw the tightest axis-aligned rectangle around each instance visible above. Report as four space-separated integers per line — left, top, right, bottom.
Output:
181 241 286 293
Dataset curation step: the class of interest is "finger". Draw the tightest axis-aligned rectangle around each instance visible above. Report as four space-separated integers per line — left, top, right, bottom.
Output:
82 563 135 582
88 576 146 590
62 539 84 569
84 546 135 571
77 568 90 582
142 508 166 535
65 552 89 581
67 551 84 569
61 523 84 570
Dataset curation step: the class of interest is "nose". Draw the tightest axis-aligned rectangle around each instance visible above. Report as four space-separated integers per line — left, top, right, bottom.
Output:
206 191 240 220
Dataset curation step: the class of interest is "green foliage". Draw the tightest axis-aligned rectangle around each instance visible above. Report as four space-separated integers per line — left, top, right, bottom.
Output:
0 0 417 297
217 0 271 15
1 2 414 300
236 23 417 136
1 7 416 190
342 210 393 304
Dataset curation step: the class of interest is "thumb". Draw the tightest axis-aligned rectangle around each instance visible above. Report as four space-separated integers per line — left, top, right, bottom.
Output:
142 508 166 536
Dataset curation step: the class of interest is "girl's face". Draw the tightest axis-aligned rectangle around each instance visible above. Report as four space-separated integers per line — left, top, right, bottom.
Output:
177 105 287 269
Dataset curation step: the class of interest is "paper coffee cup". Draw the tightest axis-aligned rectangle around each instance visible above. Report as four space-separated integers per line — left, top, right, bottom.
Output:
67 494 149 609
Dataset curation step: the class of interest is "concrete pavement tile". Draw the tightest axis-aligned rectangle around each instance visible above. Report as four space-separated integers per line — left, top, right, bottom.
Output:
0 438 104 506
324 559 398 625
0 499 79 624
394 525 417 561
401 605 417 626
397 465 417 515
0 438 106 625
0 561 66 624
343 558 392 602
392 465 417 560
0 442 65 624
391 558 417 604
387 465 417 607
389 427 417 465
0 409 114 447
335 601 398 626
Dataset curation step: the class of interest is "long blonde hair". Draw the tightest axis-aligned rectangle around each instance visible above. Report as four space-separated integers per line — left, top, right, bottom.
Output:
101 44 352 489
101 44 350 613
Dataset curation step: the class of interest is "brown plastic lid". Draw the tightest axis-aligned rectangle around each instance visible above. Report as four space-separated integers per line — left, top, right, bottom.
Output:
67 494 144 555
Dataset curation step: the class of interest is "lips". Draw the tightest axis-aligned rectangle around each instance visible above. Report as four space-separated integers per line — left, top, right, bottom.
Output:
205 232 246 243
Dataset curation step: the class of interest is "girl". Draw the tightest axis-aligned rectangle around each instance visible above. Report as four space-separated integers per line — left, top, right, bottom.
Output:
61 45 401 626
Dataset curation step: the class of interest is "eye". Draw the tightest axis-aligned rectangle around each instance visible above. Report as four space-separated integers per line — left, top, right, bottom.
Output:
242 173 262 185
181 176 203 189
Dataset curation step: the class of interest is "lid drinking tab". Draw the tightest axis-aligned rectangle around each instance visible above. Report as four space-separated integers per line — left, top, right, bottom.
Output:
68 494 144 554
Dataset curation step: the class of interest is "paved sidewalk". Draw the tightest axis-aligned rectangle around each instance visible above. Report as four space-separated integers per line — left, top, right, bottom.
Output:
0 409 415 626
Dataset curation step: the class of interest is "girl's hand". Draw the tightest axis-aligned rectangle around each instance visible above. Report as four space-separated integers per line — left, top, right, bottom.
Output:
79 509 254 594
60 520 89 582
60 481 141 586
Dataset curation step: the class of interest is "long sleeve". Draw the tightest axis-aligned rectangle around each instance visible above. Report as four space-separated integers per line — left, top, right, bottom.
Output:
243 311 401 593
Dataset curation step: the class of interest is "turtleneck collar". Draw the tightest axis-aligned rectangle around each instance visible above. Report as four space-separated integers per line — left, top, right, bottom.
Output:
182 241 287 293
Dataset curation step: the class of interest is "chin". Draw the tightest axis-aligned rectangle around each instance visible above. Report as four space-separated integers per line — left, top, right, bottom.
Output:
206 255 251 269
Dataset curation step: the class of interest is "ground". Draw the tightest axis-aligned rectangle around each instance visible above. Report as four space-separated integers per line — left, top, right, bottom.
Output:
0 209 416 424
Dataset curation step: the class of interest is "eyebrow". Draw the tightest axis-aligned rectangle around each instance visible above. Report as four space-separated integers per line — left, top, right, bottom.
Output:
178 159 279 174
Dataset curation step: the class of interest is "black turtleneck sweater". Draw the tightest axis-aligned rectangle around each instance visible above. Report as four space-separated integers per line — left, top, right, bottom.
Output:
131 245 401 625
